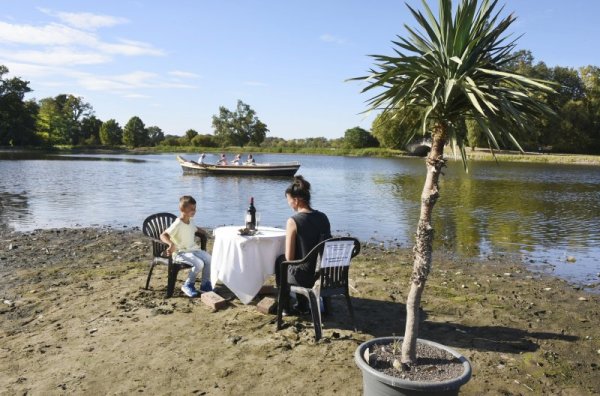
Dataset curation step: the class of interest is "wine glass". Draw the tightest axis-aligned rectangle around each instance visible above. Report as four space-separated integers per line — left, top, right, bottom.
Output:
255 212 261 229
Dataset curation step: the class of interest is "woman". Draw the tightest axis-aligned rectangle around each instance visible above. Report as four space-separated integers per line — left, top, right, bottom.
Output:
275 175 331 312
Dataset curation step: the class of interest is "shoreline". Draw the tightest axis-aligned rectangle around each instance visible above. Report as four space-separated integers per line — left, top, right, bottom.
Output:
3 146 600 165
1 227 599 394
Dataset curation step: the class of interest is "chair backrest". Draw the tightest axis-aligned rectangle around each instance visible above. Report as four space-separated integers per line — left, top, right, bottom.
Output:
142 212 177 258
317 237 360 290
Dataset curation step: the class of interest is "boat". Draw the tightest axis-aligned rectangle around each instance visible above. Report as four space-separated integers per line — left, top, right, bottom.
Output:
176 155 300 176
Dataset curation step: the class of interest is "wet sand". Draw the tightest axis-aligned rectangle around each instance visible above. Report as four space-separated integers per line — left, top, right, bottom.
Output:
1 227 599 395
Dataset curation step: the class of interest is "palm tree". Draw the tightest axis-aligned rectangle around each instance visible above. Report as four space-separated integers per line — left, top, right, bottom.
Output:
354 0 554 366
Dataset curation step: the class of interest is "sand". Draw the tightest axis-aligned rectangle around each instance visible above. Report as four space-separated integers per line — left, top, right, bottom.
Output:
1 227 599 395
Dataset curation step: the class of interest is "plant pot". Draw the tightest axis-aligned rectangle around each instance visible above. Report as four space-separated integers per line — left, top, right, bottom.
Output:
354 336 472 396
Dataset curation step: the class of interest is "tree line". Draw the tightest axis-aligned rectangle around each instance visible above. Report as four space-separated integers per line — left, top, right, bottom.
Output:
3 50 600 153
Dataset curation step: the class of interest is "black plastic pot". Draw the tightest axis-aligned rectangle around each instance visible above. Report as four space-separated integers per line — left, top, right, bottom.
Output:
355 337 472 396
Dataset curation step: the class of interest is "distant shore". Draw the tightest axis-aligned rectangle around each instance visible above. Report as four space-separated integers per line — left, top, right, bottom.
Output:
3 145 600 165
1 226 599 394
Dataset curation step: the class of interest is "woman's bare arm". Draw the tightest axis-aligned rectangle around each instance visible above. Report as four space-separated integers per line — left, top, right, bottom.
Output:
285 217 297 261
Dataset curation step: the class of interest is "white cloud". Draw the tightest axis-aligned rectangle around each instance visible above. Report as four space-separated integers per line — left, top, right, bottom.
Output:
168 70 201 79
75 70 197 92
2 47 110 66
319 34 346 45
0 21 164 57
38 8 129 30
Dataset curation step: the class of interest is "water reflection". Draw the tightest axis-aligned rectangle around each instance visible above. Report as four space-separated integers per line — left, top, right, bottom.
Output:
0 191 29 231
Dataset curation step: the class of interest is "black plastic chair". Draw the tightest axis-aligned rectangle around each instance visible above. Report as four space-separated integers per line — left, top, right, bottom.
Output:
276 237 360 341
142 213 208 298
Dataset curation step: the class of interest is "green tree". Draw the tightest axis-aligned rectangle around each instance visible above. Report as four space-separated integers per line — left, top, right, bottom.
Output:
212 100 269 146
122 116 147 147
36 94 92 145
191 134 218 147
99 119 123 146
185 129 198 141
466 118 482 150
371 108 423 149
80 115 102 145
0 66 38 146
354 0 554 365
343 126 378 148
146 126 165 146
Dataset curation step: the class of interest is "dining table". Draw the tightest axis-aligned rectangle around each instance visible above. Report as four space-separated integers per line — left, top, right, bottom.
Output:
210 225 286 304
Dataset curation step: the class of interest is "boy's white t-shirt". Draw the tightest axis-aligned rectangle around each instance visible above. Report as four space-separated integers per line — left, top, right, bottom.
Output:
165 218 200 252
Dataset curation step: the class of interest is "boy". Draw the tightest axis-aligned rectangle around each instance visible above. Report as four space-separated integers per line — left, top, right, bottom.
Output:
160 195 212 297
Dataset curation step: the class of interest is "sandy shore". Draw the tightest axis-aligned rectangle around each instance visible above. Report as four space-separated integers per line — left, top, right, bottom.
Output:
1 227 599 395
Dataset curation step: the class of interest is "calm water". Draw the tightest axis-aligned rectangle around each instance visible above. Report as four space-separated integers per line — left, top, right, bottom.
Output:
1 151 599 289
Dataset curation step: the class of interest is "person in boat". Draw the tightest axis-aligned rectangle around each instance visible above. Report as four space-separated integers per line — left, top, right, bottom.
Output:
198 153 206 164
274 176 331 314
246 154 256 165
217 153 227 165
232 154 242 165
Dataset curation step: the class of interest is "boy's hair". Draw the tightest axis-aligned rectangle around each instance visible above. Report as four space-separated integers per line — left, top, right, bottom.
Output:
179 195 196 209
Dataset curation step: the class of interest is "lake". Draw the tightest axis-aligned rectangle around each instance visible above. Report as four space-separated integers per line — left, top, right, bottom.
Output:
1 151 599 290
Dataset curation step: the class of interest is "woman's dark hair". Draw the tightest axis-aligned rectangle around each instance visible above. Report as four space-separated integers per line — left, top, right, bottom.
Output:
285 175 311 205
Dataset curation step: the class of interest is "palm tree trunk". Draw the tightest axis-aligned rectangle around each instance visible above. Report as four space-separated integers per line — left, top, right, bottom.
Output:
401 123 447 365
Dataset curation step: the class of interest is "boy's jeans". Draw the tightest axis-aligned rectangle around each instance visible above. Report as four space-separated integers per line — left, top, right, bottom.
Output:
174 250 212 286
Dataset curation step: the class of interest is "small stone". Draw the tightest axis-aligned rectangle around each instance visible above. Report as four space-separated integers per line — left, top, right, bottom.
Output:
8 243 15 250
29 290 37 294
503 273 512 277
544 287 552 291
578 297 588 301
89 328 98 334
392 359 402 370
597 349 600 355
3 299 13 306
461 284 467 288
566 256 576 263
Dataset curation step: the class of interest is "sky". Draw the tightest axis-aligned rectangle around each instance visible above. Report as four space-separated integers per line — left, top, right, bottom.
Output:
2 0 600 139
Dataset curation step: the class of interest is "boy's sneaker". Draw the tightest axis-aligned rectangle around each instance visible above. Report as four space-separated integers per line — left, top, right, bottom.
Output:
200 281 213 293
181 282 198 298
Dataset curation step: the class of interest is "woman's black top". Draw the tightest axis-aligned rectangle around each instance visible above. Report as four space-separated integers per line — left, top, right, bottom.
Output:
289 210 332 287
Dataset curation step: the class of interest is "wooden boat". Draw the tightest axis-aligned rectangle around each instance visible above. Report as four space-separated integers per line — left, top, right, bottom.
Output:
177 155 300 176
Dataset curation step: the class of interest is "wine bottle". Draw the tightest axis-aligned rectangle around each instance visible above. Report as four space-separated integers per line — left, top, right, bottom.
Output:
245 197 256 230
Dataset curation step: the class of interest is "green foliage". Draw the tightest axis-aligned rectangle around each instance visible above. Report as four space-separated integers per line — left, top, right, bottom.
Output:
212 100 268 147
185 129 198 141
146 126 165 147
466 119 482 150
36 94 93 145
191 134 218 147
371 108 423 149
99 119 123 146
0 66 38 146
80 116 102 146
122 116 147 147
354 0 555 165
343 126 379 148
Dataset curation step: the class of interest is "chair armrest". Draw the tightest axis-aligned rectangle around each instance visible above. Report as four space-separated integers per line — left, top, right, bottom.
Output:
195 230 208 251
146 236 171 257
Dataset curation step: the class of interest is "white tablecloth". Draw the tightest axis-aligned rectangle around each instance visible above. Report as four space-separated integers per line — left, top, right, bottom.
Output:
211 226 286 304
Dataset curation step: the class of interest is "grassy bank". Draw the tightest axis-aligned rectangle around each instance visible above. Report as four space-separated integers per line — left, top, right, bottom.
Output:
1 227 598 395
4 144 600 164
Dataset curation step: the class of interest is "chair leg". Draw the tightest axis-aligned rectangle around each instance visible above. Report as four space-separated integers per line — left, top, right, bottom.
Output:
166 264 179 298
323 297 332 317
345 293 357 332
276 286 286 330
145 261 156 290
307 291 322 342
